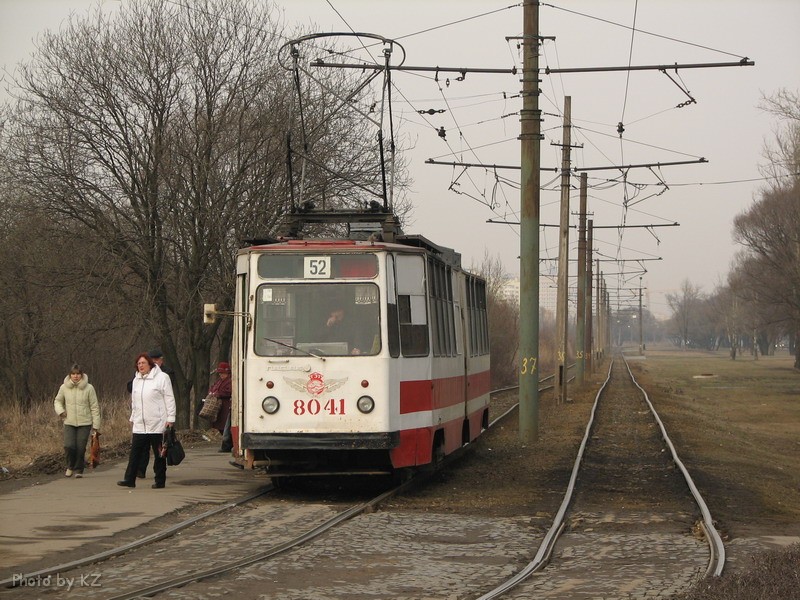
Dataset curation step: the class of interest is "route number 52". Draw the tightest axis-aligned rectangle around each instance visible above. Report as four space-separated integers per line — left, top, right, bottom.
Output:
304 256 331 279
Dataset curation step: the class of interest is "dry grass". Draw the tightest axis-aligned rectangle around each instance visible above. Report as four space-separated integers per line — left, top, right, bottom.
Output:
0 396 220 477
0 395 136 474
674 543 800 600
632 346 800 526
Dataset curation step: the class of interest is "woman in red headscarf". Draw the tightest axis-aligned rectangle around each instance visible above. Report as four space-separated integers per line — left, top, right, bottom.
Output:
208 362 232 451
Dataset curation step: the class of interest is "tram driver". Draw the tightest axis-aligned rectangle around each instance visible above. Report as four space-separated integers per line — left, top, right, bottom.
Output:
323 306 364 354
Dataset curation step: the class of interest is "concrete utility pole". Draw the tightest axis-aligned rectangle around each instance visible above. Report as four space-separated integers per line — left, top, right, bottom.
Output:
585 219 594 374
596 261 601 363
518 0 541 441
605 285 611 353
639 276 644 355
596 263 604 362
554 96 572 402
576 173 588 385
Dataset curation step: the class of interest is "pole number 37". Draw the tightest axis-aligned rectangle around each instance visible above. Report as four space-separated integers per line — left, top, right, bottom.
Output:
520 356 537 374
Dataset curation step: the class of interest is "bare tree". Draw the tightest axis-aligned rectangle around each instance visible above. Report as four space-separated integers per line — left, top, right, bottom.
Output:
713 282 743 359
666 279 704 349
2 0 394 424
758 89 800 188
741 88 800 368
474 251 519 388
732 184 800 368
0 197 47 406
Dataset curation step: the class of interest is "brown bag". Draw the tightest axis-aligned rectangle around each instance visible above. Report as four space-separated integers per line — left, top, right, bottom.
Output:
89 431 101 468
199 395 222 420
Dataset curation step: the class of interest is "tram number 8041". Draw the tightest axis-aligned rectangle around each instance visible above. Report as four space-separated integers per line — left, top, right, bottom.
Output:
293 398 346 416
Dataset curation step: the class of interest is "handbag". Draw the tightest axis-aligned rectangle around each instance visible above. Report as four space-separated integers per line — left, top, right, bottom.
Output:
89 431 101 468
162 426 185 466
199 394 222 420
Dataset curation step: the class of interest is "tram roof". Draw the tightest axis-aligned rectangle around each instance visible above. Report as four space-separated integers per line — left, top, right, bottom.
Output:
242 234 462 269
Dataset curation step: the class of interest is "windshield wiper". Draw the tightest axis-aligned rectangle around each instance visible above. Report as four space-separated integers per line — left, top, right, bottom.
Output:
263 338 325 361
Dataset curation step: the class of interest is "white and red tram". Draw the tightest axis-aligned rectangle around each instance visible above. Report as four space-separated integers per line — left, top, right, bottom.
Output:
229 233 490 478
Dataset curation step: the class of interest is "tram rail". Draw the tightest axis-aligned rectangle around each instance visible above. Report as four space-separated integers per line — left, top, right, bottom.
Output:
0 488 272 590
475 353 724 599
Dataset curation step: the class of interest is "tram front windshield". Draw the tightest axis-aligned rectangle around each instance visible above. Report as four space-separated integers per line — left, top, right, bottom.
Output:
255 283 380 356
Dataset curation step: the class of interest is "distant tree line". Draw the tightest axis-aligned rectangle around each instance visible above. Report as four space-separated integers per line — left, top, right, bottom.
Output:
665 89 800 369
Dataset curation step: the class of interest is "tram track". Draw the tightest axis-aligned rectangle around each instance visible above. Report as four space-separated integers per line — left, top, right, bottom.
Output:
5 454 487 598
104 483 406 600
0 487 273 591
476 354 724 599
89 384 543 600
2 482 404 599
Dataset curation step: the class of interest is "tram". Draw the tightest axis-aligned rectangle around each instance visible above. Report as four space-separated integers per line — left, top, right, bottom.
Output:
226 214 490 478
216 32 491 479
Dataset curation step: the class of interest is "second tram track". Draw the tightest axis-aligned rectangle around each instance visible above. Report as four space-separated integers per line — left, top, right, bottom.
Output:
477 354 724 599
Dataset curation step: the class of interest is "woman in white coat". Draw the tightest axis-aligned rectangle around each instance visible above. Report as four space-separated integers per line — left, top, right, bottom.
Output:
54 364 101 478
118 352 176 489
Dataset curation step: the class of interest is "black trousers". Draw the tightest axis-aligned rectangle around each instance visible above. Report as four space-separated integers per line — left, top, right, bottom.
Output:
137 443 150 477
123 433 166 486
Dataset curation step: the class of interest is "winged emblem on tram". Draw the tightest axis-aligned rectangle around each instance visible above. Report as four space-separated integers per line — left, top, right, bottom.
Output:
284 372 348 396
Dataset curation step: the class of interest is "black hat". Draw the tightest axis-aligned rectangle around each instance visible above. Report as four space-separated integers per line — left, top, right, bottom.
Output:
148 348 163 359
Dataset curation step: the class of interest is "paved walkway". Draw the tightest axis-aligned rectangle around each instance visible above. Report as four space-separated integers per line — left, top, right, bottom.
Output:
0 445 268 576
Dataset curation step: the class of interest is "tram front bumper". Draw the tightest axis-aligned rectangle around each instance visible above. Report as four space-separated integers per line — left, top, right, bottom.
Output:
242 431 400 450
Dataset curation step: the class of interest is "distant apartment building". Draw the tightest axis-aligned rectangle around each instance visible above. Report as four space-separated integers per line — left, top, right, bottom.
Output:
500 277 558 317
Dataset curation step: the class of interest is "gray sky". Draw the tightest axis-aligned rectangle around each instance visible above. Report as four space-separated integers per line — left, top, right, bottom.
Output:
2 0 799 318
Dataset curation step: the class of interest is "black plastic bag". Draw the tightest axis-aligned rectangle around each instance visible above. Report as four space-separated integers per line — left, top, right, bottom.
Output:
162 426 186 466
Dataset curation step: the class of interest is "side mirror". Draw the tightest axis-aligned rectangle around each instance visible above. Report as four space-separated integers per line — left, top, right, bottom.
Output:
203 303 217 324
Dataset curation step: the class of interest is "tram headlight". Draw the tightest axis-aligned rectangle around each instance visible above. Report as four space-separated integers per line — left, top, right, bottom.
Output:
262 396 280 414
356 395 375 414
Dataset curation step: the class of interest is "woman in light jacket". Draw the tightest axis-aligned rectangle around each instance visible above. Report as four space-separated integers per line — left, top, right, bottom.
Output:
54 364 101 478
117 352 176 489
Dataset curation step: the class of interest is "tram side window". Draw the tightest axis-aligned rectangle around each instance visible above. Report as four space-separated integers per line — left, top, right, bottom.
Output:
467 277 475 356
398 295 428 356
236 272 249 363
428 258 441 356
476 278 489 355
452 270 463 356
386 255 400 357
467 276 489 357
445 264 456 355
396 255 429 357
427 257 456 357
